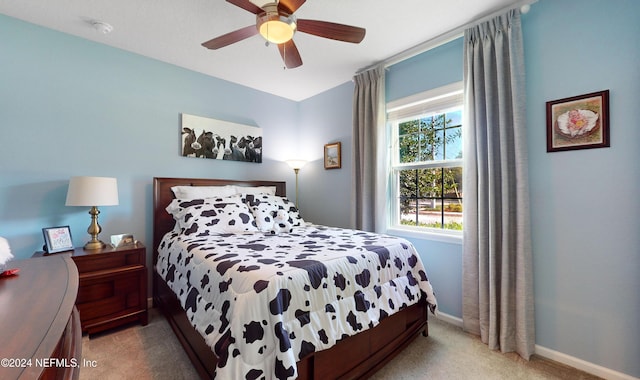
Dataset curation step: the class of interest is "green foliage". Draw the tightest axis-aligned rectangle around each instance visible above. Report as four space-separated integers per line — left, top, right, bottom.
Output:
400 219 463 230
444 203 462 212
397 112 463 228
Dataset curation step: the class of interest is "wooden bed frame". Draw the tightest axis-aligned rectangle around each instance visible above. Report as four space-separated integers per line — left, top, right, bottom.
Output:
152 177 429 379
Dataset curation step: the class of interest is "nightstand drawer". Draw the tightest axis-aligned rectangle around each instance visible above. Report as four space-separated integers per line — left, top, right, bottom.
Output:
76 269 145 322
72 248 144 273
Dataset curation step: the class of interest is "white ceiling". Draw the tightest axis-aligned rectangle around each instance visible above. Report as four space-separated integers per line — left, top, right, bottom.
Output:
1 0 524 101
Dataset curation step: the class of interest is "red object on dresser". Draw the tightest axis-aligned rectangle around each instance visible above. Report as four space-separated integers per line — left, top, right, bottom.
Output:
0 268 19 277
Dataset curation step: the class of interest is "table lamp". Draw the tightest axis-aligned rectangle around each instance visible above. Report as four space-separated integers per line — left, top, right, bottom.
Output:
65 176 119 250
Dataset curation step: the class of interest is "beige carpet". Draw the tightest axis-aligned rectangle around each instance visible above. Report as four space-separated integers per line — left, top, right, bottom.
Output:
80 308 602 380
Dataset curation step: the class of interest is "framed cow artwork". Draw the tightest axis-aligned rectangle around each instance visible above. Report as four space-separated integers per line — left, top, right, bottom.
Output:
180 113 262 163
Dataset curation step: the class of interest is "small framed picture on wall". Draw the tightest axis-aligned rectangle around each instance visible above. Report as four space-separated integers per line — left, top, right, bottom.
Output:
546 90 610 152
324 142 341 169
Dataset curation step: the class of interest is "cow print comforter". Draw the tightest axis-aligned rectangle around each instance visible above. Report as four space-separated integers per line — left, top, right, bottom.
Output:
156 225 437 380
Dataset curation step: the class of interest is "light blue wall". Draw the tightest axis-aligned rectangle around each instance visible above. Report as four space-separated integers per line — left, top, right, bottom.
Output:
1 0 639 377
297 81 353 228
299 0 640 377
0 14 300 267
524 0 639 377
386 37 464 103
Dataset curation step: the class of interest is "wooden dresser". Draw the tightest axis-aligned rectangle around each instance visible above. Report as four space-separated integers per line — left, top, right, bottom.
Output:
0 255 81 380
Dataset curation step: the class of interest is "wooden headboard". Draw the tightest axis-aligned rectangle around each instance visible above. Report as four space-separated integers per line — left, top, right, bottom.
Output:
152 177 286 265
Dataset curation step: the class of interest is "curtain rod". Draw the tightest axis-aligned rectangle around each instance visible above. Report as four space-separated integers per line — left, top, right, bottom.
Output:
356 0 537 74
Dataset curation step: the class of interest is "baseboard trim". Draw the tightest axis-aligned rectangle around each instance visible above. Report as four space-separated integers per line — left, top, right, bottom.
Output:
534 345 637 380
434 311 463 327
433 312 636 380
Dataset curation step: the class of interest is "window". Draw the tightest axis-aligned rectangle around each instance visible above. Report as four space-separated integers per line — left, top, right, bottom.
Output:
387 83 463 233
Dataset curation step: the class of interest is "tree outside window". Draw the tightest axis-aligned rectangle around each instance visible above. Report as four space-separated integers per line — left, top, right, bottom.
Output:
395 109 463 230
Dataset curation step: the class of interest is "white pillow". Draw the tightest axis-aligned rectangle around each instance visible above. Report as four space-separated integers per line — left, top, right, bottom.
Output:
236 186 277 195
166 196 240 217
171 185 237 199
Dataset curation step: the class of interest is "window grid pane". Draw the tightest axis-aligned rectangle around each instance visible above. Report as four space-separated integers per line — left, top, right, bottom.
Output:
397 167 463 230
391 93 463 232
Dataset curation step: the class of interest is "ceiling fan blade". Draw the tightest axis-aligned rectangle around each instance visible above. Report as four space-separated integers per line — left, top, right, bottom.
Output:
278 0 306 14
278 40 303 69
226 0 263 14
202 25 258 49
297 19 366 43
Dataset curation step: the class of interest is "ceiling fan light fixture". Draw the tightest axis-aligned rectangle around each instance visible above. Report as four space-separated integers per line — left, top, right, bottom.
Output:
203 0 364 69
257 13 296 44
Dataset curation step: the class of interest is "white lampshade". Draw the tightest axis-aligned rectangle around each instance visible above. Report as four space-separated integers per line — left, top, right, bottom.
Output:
65 176 119 206
286 159 307 170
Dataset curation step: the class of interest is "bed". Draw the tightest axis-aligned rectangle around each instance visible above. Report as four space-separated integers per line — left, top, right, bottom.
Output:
152 177 437 379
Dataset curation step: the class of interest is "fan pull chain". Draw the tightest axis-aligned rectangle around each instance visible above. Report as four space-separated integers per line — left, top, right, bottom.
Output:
282 43 287 70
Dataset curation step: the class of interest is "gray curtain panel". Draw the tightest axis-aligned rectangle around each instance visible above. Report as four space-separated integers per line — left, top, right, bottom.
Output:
462 9 535 359
351 66 384 232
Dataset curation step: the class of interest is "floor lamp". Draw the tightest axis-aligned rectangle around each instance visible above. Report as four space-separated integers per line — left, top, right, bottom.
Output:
286 160 307 209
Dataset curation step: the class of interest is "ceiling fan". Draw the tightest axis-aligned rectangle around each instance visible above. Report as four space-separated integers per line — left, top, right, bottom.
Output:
201 0 366 69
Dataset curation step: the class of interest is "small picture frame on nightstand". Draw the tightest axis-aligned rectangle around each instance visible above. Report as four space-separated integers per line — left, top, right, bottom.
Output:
42 226 74 254
110 233 135 249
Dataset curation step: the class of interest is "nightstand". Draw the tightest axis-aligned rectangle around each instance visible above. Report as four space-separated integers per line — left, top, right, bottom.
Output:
35 243 148 335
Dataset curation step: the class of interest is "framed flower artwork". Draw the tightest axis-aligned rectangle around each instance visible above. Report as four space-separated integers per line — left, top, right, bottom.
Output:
546 90 610 152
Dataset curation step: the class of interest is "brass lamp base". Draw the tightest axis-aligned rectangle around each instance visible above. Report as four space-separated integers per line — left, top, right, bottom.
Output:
84 206 106 250
84 239 105 250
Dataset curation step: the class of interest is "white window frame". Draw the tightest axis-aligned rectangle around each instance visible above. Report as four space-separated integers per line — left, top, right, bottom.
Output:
386 82 463 242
